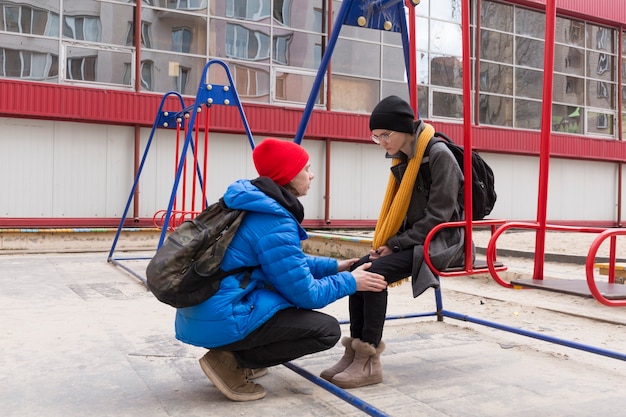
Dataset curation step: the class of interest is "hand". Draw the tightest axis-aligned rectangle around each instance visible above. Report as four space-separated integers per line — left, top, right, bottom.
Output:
351 262 387 292
368 245 392 260
338 258 359 272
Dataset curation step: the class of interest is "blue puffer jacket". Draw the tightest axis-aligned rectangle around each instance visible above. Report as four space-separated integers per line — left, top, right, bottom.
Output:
175 179 357 348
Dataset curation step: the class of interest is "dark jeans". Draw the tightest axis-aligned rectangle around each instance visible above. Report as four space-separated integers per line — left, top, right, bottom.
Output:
216 307 340 369
349 249 414 346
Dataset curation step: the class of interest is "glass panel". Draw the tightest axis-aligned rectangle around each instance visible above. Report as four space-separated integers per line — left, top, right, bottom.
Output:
417 50 429 84
479 62 512 95
430 20 461 56
333 38 380 78
381 28 402 47
515 99 542 130
382 45 405 81
587 110 614 135
276 0 324 32
430 0 461 23
480 30 512 64
552 104 583 134
280 31 324 69
224 0 270 21
206 60 270 104
554 45 584 76
64 1 135 46
381 81 410 107
515 67 543 100
65 45 133 86
0 37 59 81
414 16 429 51
586 24 614 53
139 50 206 94
481 0 512 32
587 51 613 81
515 7 544 39
224 22 270 62
515 37 544 69
414 0 429 18
479 94 513 127
330 75 378 113
430 55 462 88
274 70 321 105
432 90 463 118
553 74 584 105
555 17 584 47
145 0 207 12
417 85 428 120
332 1 378 41
143 12 207 54
587 81 615 109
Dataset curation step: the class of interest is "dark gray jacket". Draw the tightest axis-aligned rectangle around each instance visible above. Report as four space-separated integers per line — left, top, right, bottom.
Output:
385 122 470 297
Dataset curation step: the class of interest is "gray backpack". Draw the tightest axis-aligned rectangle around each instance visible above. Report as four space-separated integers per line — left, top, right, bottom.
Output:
146 198 252 308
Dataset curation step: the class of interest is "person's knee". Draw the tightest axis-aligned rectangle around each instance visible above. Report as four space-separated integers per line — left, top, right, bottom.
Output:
320 315 341 348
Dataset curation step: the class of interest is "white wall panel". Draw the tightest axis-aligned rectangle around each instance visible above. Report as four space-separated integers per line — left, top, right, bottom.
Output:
481 153 539 220
298 139 326 220
0 118 54 217
0 117 623 225
329 142 388 220
548 158 616 221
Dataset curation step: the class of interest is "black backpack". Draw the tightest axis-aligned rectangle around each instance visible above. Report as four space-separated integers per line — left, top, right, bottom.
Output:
429 132 497 220
146 198 253 308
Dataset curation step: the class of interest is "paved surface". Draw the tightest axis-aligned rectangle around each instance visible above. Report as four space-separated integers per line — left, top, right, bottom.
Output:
2 231 626 417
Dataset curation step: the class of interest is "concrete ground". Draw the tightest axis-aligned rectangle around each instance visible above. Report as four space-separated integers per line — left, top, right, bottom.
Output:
2 230 626 417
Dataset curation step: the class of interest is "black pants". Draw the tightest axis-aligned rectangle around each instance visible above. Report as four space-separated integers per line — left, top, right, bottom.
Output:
349 249 414 346
216 307 340 369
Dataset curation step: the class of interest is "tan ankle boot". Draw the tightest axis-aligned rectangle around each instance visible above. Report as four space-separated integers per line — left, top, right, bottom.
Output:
320 337 355 381
199 350 266 401
331 339 385 389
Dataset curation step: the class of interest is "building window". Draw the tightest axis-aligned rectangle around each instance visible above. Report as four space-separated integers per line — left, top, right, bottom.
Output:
0 3 58 36
226 23 270 60
67 56 97 81
127 21 153 48
141 60 153 90
226 0 271 21
480 1 617 137
63 16 101 42
174 65 190 93
1 48 58 80
172 28 191 53
145 0 207 10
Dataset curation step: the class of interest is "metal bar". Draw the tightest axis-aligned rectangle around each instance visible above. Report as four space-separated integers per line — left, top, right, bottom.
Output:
108 258 148 286
461 0 474 270
294 0 352 144
107 92 186 260
441 309 626 361
533 0 557 280
282 362 391 417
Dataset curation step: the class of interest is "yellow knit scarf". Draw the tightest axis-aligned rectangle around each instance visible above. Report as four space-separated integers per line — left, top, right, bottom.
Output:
372 123 434 287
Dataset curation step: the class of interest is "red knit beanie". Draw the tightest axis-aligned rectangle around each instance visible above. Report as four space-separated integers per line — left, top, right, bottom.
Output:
252 138 309 186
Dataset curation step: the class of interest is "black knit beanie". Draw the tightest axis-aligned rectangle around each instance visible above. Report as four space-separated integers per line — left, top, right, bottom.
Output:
369 95 415 134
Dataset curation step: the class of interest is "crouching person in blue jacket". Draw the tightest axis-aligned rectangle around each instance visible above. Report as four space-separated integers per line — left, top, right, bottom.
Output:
175 137 387 402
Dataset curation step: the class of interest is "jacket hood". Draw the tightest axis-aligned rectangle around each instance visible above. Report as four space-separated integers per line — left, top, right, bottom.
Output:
222 179 308 239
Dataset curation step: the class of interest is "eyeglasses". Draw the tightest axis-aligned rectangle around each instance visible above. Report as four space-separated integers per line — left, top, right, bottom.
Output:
370 131 395 144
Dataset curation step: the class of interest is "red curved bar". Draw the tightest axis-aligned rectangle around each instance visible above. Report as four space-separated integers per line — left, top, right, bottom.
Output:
586 229 626 307
423 219 508 279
